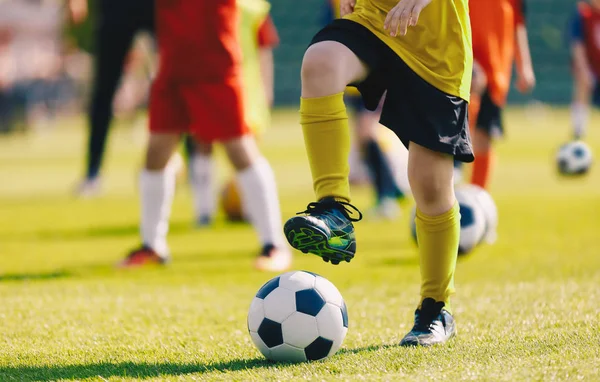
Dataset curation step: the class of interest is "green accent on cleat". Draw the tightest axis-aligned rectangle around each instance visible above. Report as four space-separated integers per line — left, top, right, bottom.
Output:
283 198 361 264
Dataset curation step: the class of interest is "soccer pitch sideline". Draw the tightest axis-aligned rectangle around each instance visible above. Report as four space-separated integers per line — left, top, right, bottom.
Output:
0 107 599 381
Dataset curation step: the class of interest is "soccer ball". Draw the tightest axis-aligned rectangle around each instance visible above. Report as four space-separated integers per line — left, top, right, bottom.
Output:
458 184 498 244
248 271 348 363
220 179 246 221
556 141 593 175
409 187 486 255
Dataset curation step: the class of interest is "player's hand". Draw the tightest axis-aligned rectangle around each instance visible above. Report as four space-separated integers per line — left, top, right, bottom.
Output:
340 0 356 17
384 0 432 37
516 67 536 93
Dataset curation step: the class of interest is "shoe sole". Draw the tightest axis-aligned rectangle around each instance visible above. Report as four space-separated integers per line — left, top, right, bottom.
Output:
284 217 354 265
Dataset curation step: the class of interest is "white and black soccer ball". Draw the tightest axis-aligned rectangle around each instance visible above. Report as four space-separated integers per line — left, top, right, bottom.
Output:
248 271 348 363
556 141 593 175
409 188 486 255
458 184 498 245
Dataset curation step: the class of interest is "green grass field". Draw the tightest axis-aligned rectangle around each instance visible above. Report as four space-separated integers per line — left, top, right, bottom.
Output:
1 107 599 381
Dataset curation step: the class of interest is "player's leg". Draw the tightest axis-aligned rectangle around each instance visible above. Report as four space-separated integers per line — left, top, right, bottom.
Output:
283 40 368 264
354 101 404 219
380 70 471 347
187 139 217 226
470 89 500 189
120 79 186 267
120 133 180 267
403 142 460 340
183 71 290 271
220 134 291 272
571 64 594 140
77 8 137 196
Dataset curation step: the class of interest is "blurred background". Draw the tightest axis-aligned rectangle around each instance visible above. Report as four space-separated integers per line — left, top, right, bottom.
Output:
0 0 579 136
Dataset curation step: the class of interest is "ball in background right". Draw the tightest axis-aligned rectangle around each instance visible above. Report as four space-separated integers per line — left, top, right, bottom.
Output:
556 141 593 176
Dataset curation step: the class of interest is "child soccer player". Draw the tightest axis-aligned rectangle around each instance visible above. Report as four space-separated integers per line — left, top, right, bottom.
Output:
569 0 600 140
284 0 473 346
120 0 290 271
467 0 535 189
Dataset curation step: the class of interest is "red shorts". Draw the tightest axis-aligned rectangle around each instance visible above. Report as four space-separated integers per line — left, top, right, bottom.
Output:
149 75 249 142
150 0 248 142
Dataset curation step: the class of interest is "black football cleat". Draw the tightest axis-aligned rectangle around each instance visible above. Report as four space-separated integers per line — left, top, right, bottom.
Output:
400 298 456 347
283 197 362 265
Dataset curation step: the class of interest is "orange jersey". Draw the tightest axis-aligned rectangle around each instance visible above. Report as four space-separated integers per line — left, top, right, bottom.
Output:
470 0 525 106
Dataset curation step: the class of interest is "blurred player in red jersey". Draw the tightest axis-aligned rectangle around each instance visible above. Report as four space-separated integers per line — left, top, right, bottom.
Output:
466 0 536 189
186 0 280 229
120 0 290 270
569 0 600 140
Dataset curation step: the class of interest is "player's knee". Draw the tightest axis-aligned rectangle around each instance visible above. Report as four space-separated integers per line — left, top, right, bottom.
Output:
301 45 345 94
408 145 455 214
145 134 180 170
411 170 447 204
223 134 260 171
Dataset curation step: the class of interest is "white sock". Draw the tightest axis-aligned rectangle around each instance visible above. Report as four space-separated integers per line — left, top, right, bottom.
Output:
140 169 175 257
190 154 217 219
236 157 285 248
571 102 588 139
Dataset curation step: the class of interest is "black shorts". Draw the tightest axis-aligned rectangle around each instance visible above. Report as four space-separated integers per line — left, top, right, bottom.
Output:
476 89 503 138
311 19 474 163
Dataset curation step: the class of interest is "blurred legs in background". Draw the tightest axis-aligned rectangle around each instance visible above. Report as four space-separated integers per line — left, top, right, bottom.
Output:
76 0 154 197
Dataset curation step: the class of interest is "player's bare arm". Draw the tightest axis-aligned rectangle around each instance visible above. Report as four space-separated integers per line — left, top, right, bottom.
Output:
340 0 356 17
259 48 275 106
514 23 536 93
384 0 432 37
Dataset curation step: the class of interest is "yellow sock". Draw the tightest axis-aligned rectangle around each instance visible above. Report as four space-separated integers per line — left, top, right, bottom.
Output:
300 93 351 202
415 202 460 313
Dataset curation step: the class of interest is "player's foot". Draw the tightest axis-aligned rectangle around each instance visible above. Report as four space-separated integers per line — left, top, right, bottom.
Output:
254 244 292 272
195 215 213 227
283 197 362 265
74 178 101 198
400 298 456 347
367 197 401 221
118 246 170 268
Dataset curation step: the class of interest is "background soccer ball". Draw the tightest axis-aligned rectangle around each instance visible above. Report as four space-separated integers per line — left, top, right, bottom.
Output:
556 141 593 175
458 184 498 244
220 179 246 221
409 187 486 255
248 271 348 363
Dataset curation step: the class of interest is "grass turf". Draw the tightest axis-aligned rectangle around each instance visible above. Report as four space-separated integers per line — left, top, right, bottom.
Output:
0 107 599 381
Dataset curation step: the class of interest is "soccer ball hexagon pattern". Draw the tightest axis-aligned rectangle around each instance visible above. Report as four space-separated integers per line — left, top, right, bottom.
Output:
248 271 348 362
